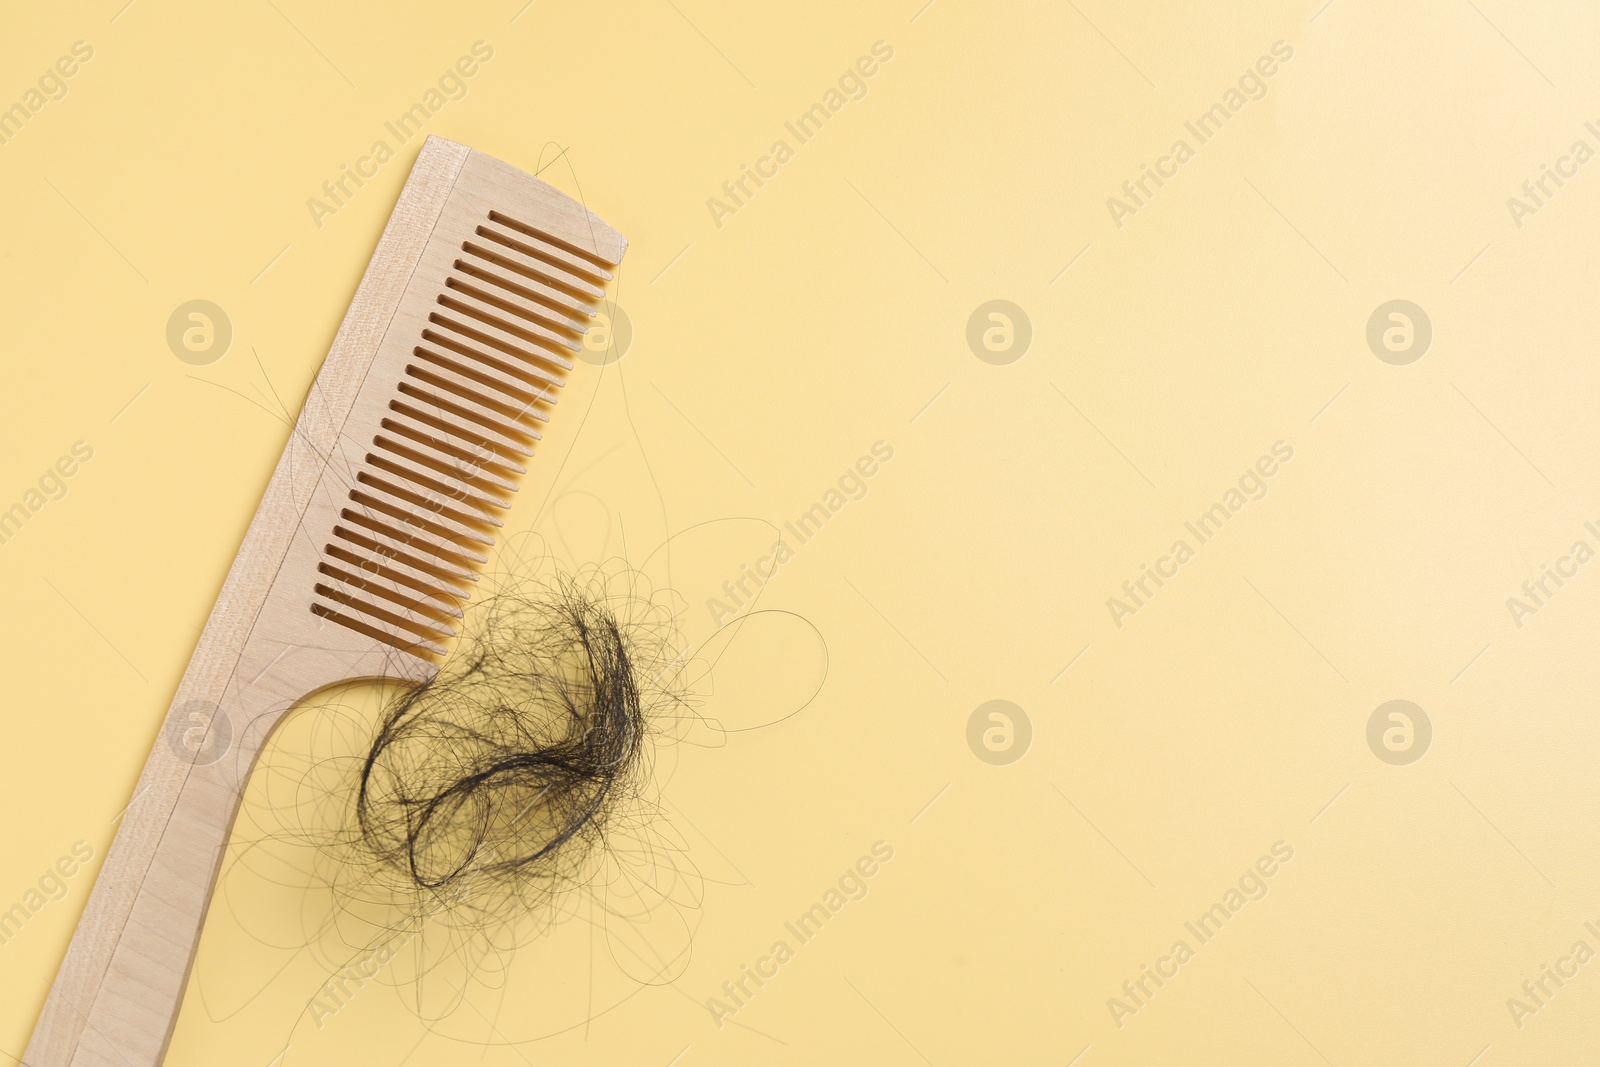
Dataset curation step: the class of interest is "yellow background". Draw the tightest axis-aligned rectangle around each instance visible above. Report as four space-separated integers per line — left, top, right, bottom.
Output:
4 0 1600 1064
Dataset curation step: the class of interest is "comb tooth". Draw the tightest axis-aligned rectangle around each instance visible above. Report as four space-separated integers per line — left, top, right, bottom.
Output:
339 504 489 569
356 474 503 540
388 394 536 459
467 227 608 299
428 307 578 368
437 287 583 354
343 489 493 557
444 275 589 336
395 391 549 473
323 541 471 609
312 583 455 646
311 602 450 658
316 559 464 622
365 449 511 515
372 432 521 498
486 209 621 271
435 291 582 355
354 469 500 542
475 217 613 285
310 140 626 661
376 421 527 489
399 365 549 432
453 257 597 326
416 333 565 395
331 522 479 591
460 240 603 310
385 389 535 455
404 360 553 431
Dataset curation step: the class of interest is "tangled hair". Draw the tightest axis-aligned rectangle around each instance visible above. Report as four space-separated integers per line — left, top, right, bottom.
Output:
355 580 648 895
203 546 828 1047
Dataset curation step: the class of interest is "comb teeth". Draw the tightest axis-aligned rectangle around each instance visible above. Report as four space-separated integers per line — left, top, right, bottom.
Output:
313 181 624 661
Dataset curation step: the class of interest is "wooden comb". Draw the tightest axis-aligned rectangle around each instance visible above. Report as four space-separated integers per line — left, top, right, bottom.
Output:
25 136 627 1067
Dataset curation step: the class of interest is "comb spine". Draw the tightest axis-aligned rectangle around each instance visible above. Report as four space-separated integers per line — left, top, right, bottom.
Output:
24 138 471 1067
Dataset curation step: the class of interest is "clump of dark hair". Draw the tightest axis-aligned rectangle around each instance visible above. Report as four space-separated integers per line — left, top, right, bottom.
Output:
355 580 647 895
204 552 831 1047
